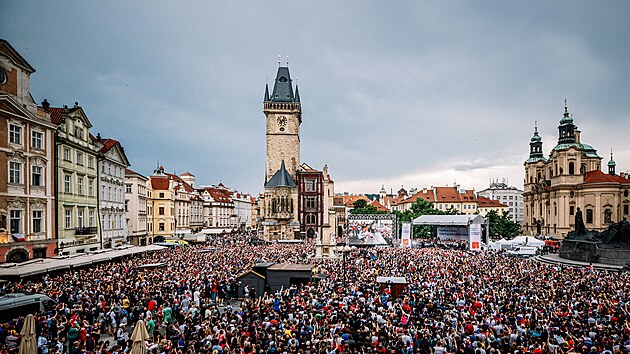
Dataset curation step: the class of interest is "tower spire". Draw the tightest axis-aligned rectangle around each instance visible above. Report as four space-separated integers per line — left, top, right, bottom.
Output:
264 83 270 101
608 148 616 175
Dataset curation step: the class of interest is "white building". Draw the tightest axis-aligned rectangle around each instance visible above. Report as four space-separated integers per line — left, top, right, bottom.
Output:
232 191 254 231
124 168 148 246
477 178 524 225
94 136 130 248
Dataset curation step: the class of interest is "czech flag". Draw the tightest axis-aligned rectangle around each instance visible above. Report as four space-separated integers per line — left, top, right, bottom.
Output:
12 234 25 242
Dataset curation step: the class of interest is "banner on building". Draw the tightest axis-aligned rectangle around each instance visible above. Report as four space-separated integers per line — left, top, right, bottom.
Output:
469 223 482 251
401 222 411 247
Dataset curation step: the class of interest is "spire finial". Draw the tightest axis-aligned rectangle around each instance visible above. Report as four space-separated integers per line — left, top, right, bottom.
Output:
534 120 538 133
564 98 568 113
286 55 289 66
278 55 281 66
611 148 614 160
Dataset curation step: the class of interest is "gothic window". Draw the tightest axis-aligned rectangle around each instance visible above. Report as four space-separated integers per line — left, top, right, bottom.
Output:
568 162 575 175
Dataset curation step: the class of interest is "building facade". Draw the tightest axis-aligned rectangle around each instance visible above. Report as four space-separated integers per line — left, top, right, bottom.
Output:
477 179 524 224
95 136 130 248
260 65 301 241
523 103 630 237
124 168 148 246
0 40 58 262
147 165 175 241
51 105 101 255
198 184 235 234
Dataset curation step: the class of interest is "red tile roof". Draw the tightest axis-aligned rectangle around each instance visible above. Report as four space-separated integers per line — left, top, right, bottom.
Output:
403 190 436 204
477 196 507 207
341 195 371 207
583 170 630 184
370 199 389 212
435 187 461 202
197 187 232 203
460 189 477 202
48 107 64 125
165 173 194 193
150 177 170 190
180 172 194 177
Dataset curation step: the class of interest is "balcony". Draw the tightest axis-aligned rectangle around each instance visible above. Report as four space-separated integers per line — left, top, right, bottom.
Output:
75 227 97 236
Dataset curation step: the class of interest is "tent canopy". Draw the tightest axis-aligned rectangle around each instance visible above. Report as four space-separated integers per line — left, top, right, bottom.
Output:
412 214 485 226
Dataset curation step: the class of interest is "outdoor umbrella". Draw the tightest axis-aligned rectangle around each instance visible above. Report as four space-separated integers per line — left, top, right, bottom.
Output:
130 320 150 354
19 314 37 354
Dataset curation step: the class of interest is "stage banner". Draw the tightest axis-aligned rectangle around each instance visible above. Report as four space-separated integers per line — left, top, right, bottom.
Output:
469 223 481 251
437 226 469 241
401 222 411 247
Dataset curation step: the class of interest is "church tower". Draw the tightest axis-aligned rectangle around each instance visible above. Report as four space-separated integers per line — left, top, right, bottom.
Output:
264 63 301 181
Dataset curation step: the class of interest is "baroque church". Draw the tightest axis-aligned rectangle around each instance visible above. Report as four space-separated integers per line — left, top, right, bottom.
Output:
523 102 630 238
260 63 337 256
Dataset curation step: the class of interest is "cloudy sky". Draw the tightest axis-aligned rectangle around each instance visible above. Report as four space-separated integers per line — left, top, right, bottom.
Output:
3 1 630 195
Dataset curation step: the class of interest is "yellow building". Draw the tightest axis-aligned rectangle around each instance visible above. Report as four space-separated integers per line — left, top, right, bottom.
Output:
476 196 509 217
147 165 175 240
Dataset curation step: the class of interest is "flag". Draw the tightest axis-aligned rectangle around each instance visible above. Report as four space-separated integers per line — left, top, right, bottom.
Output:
12 234 25 242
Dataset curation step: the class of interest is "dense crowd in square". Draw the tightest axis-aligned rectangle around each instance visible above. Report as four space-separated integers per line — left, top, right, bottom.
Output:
0 234 628 354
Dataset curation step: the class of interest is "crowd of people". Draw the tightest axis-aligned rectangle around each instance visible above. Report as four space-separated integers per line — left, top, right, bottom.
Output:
0 235 629 354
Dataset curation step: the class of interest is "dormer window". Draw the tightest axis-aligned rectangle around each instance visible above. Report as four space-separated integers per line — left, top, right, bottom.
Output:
278 76 288 83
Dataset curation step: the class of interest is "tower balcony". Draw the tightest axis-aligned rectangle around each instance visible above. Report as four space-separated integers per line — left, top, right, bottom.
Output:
270 211 294 220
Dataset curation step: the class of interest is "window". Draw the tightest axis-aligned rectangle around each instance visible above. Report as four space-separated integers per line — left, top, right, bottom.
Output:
64 175 71 193
305 179 316 192
306 196 316 209
101 185 105 199
88 157 94 169
125 200 129 212
568 162 575 175
77 210 84 228
159 223 165 231
63 148 71 161
159 207 165 215
126 184 132 193
159 193 165 198
65 209 72 229
10 210 22 234
9 161 21 184
77 177 83 195
586 209 593 224
31 165 42 186
108 187 112 201
76 152 83 165
9 124 21 144
32 211 42 233
89 210 95 227
624 204 629 215
74 126 83 140
31 131 43 150
570 206 575 216
88 179 93 197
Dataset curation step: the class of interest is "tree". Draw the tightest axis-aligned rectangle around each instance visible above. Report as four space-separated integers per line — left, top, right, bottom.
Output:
486 210 521 239
350 199 388 215
394 199 458 238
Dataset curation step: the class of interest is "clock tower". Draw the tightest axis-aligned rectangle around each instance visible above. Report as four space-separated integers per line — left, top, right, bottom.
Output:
264 65 301 182
261 64 302 241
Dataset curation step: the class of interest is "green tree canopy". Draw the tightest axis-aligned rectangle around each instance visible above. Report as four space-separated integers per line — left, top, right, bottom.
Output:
394 199 459 238
350 198 388 215
486 210 521 239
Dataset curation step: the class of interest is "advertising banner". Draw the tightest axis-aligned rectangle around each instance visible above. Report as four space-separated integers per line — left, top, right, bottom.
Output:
436 226 469 241
469 223 482 251
401 222 411 247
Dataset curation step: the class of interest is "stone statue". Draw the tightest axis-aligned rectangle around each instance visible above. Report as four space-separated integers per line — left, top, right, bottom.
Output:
574 207 586 235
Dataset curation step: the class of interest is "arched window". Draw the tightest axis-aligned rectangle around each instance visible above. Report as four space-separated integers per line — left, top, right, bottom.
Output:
580 164 586 174
569 162 575 175
586 209 593 224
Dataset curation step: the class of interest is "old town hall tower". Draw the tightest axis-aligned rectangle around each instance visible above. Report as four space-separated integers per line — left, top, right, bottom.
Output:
261 63 302 241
